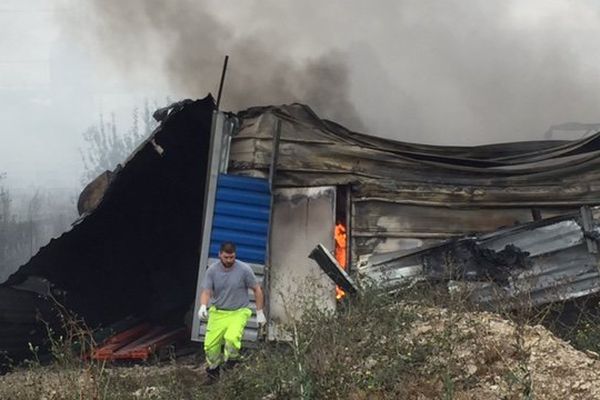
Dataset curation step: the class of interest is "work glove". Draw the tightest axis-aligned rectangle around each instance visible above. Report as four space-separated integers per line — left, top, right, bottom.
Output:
256 309 267 325
198 304 208 320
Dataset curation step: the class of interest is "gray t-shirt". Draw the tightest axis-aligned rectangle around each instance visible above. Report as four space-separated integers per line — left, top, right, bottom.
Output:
201 260 258 310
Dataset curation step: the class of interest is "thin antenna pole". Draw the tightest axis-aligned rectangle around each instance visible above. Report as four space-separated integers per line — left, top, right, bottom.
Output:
216 55 229 110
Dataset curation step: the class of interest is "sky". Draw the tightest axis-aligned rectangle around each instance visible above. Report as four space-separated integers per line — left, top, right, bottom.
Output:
2 0 600 190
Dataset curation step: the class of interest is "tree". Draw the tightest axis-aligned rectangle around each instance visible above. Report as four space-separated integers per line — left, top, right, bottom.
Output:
80 101 158 183
0 174 22 283
0 173 9 226
0 173 10 274
27 190 41 257
0 175 76 283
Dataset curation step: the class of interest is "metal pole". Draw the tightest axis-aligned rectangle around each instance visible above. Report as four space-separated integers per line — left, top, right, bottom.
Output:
191 110 225 342
269 120 281 191
581 205 598 254
263 119 281 340
216 55 229 111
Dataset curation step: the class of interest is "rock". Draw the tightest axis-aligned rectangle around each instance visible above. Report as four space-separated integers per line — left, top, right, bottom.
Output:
466 364 477 376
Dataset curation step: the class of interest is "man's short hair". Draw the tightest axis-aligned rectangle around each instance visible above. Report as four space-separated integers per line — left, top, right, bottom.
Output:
220 241 236 253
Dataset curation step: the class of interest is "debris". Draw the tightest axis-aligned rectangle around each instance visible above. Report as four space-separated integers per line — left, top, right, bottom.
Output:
360 206 600 309
309 244 358 295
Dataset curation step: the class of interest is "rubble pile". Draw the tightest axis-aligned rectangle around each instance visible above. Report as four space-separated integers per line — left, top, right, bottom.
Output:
395 305 600 399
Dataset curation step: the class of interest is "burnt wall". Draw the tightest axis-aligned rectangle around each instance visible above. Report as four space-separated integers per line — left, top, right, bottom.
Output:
1 96 214 361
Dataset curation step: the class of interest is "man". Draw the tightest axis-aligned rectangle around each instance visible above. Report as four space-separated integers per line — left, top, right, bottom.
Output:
197 241 266 382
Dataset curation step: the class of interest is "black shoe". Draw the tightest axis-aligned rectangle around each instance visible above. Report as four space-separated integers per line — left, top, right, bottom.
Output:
204 366 220 385
223 359 240 370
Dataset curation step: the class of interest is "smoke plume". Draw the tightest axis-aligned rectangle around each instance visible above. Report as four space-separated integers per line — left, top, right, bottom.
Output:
59 0 364 130
59 0 600 144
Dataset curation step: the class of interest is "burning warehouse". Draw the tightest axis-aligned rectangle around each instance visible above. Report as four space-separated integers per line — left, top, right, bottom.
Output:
3 93 600 362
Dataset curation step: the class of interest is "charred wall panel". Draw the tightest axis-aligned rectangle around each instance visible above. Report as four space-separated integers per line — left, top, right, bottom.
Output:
353 237 442 264
268 187 336 340
353 201 535 236
1 96 215 360
0 286 59 369
351 199 536 269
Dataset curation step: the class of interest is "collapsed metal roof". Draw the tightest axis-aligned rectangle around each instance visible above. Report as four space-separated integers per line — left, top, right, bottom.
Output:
355 206 600 309
3 96 600 362
230 104 600 206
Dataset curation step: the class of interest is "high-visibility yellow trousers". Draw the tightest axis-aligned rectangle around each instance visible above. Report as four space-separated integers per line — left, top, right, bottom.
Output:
204 306 252 369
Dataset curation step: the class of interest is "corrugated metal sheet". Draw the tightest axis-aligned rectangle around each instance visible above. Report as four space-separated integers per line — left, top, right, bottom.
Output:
230 105 600 194
209 174 271 264
358 206 600 308
0 286 59 368
309 244 358 294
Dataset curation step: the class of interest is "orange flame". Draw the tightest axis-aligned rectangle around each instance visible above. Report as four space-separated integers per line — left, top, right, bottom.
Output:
334 223 347 300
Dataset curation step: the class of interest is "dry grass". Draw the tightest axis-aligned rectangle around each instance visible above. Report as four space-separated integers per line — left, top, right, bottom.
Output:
2 283 600 399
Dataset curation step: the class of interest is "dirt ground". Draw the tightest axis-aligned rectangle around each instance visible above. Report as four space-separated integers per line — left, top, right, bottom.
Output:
1 304 600 399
